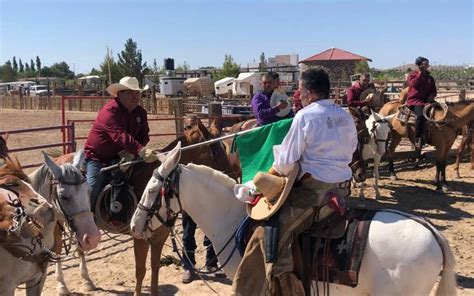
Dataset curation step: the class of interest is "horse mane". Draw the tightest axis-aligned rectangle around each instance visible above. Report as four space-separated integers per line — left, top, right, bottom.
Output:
185 163 236 188
0 157 29 182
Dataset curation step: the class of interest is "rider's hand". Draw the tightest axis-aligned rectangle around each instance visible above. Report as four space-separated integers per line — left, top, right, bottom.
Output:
118 150 134 172
364 93 374 104
276 100 289 110
139 147 158 163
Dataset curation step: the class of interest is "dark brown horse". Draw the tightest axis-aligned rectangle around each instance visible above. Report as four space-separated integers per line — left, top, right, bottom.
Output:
454 121 474 178
380 100 474 192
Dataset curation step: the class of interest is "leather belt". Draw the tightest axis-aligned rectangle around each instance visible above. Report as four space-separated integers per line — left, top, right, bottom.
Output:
301 173 350 188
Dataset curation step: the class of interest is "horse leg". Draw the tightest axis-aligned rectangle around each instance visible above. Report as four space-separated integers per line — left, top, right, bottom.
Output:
56 261 70 294
373 155 382 199
78 249 96 291
358 181 366 200
134 238 149 296
26 271 47 296
454 132 468 179
150 227 170 296
470 132 474 169
387 132 402 180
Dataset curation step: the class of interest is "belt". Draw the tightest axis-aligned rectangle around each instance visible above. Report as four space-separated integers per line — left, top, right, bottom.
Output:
301 173 350 188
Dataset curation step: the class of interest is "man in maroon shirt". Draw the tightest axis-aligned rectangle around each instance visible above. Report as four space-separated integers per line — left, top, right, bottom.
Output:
406 57 437 149
84 76 157 208
346 73 376 109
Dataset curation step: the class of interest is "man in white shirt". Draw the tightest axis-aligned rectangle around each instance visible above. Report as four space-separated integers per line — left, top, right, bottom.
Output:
233 68 357 296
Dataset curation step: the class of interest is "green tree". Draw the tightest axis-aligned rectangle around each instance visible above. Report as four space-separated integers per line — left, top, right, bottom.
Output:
215 54 240 80
149 58 161 84
117 38 148 82
354 60 369 74
89 68 101 75
19 59 24 72
259 52 266 71
25 63 30 72
100 52 122 84
30 59 35 72
49 61 74 79
12 57 18 72
2 61 17 82
36 56 41 76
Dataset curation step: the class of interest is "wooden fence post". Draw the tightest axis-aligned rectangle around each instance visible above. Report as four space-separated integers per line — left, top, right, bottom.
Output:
208 102 223 132
173 98 184 135
151 87 157 114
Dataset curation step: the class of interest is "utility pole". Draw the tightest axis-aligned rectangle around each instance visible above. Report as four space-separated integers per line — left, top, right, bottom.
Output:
106 46 112 85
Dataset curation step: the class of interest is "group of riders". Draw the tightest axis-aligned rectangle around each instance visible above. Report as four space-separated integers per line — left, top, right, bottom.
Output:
72 56 436 295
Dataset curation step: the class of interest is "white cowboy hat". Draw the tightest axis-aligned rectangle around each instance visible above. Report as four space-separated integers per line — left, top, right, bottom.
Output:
246 163 299 221
106 76 149 97
270 91 292 117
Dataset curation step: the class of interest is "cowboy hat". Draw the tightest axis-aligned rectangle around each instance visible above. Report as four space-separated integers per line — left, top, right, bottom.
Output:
270 91 292 117
246 163 299 221
106 76 149 97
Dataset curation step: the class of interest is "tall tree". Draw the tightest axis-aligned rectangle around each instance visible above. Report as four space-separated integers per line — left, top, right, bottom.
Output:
100 51 122 84
19 59 24 72
2 61 17 82
117 38 148 82
150 58 161 84
355 60 369 74
215 54 240 80
259 52 266 71
12 57 18 72
49 61 74 79
36 56 41 76
25 63 30 72
30 59 35 71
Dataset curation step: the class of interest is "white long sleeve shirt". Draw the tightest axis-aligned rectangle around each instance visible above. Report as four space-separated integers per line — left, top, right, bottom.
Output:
273 99 357 183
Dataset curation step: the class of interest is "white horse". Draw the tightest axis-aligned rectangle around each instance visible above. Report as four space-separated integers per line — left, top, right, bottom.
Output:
19 151 101 295
131 143 457 296
357 112 394 200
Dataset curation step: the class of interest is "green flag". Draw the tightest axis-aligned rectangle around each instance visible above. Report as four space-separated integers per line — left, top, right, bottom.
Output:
235 118 293 183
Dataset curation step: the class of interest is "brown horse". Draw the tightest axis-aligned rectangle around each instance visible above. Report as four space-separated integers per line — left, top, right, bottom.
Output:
380 100 474 192
454 121 474 178
55 117 235 295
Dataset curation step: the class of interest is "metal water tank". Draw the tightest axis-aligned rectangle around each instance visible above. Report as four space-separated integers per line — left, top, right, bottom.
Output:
164 58 175 71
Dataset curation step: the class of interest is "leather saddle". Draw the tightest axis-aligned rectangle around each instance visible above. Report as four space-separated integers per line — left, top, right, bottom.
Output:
396 105 417 125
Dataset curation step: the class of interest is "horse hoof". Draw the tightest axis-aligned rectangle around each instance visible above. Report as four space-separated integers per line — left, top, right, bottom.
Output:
442 185 451 193
83 282 96 292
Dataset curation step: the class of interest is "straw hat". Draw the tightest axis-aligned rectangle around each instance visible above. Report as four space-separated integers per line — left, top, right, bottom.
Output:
270 91 292 117
246 164 299 221
106 76 149 97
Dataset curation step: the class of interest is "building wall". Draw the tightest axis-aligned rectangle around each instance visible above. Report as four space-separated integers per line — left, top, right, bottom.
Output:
300 60 359 82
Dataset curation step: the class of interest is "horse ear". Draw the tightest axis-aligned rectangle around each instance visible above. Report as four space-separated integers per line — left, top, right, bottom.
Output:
372 112 381 121
43 151 62 180
72 149 85 169
162 142 181 171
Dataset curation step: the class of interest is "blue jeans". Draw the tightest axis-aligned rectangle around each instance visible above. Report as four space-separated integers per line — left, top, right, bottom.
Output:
182 213 218 270
85 159 111 211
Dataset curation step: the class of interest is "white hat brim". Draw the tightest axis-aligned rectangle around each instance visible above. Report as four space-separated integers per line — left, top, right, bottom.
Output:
107 83 149 97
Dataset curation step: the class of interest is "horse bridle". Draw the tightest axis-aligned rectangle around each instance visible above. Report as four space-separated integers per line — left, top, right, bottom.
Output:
51 174 93 233
136 166 182 229
370 119 390 148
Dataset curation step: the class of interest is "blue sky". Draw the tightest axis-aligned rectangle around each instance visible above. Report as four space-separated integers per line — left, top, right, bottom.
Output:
1 0 472 74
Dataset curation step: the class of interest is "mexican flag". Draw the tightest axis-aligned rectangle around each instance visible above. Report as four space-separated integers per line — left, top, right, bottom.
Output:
234 118 293 183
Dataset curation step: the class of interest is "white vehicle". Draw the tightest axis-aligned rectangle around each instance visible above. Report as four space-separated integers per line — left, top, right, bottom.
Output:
29 85 49 96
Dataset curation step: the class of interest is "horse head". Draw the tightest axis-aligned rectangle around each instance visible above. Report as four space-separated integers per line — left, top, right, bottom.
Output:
0 157 54 239
131 143 182 239
366 112 394 156
43 150 101 251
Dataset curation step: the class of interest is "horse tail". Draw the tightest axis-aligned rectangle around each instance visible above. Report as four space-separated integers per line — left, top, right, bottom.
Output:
433 228 457 296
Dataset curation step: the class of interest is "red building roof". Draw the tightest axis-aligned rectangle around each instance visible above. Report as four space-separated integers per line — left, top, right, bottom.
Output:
301 48 372 63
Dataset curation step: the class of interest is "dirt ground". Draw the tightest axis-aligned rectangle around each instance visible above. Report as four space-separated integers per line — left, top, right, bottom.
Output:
1 109 472 296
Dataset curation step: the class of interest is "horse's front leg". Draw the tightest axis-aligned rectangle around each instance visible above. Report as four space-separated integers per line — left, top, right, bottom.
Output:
78 249 96 291
454 133 468 179
150 226 170 296
134 238 149 296
387 133 402 181
56 261 70 294
373 155 382 199
26 271 47 296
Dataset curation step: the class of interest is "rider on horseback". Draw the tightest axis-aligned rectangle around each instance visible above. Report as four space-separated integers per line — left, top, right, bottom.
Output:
406 56 437 149
84 77 158 211
346 73 376 117
233 68 358 295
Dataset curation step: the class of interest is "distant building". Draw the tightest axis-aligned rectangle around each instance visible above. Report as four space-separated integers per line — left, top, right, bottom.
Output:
299 48 372 82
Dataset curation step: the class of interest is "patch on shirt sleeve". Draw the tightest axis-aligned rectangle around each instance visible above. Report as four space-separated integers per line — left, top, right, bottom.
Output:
334 116 349 127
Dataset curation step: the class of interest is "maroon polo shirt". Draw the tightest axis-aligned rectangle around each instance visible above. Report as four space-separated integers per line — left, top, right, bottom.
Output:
406 71 437 106
346 81 376 107
84 98 150 163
